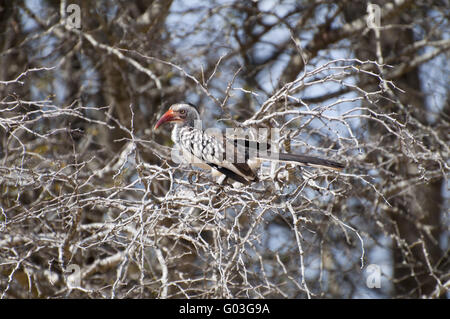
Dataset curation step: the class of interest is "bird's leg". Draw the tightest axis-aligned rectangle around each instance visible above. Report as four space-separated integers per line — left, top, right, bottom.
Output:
217 175 247 189
217 174 228 185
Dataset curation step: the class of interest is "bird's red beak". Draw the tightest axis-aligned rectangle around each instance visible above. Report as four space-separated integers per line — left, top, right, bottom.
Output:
154 109 178 130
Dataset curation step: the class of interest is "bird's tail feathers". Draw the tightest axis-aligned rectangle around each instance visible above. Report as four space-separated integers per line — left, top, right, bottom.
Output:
256 152 344 171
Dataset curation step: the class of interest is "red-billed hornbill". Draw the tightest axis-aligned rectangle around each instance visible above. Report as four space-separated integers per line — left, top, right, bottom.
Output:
154 103 344 185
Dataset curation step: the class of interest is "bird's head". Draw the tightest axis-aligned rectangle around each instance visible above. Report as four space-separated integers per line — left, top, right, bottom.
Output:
154 103 200 130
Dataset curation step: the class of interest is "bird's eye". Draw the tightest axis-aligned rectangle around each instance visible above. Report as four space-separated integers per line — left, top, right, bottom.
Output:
180 110 186 115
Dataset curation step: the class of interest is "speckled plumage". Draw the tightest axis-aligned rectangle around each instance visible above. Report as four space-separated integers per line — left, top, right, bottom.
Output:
156 103 344 184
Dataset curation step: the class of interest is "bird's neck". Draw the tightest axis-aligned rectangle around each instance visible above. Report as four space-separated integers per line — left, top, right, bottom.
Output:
172 122 201 145
172 123 189 144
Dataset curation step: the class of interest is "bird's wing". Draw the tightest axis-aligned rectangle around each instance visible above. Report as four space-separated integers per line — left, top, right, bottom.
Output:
177 127 257 183
206 163 252 185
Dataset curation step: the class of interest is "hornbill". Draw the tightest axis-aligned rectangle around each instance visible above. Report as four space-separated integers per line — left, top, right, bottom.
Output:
154 103 344 185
